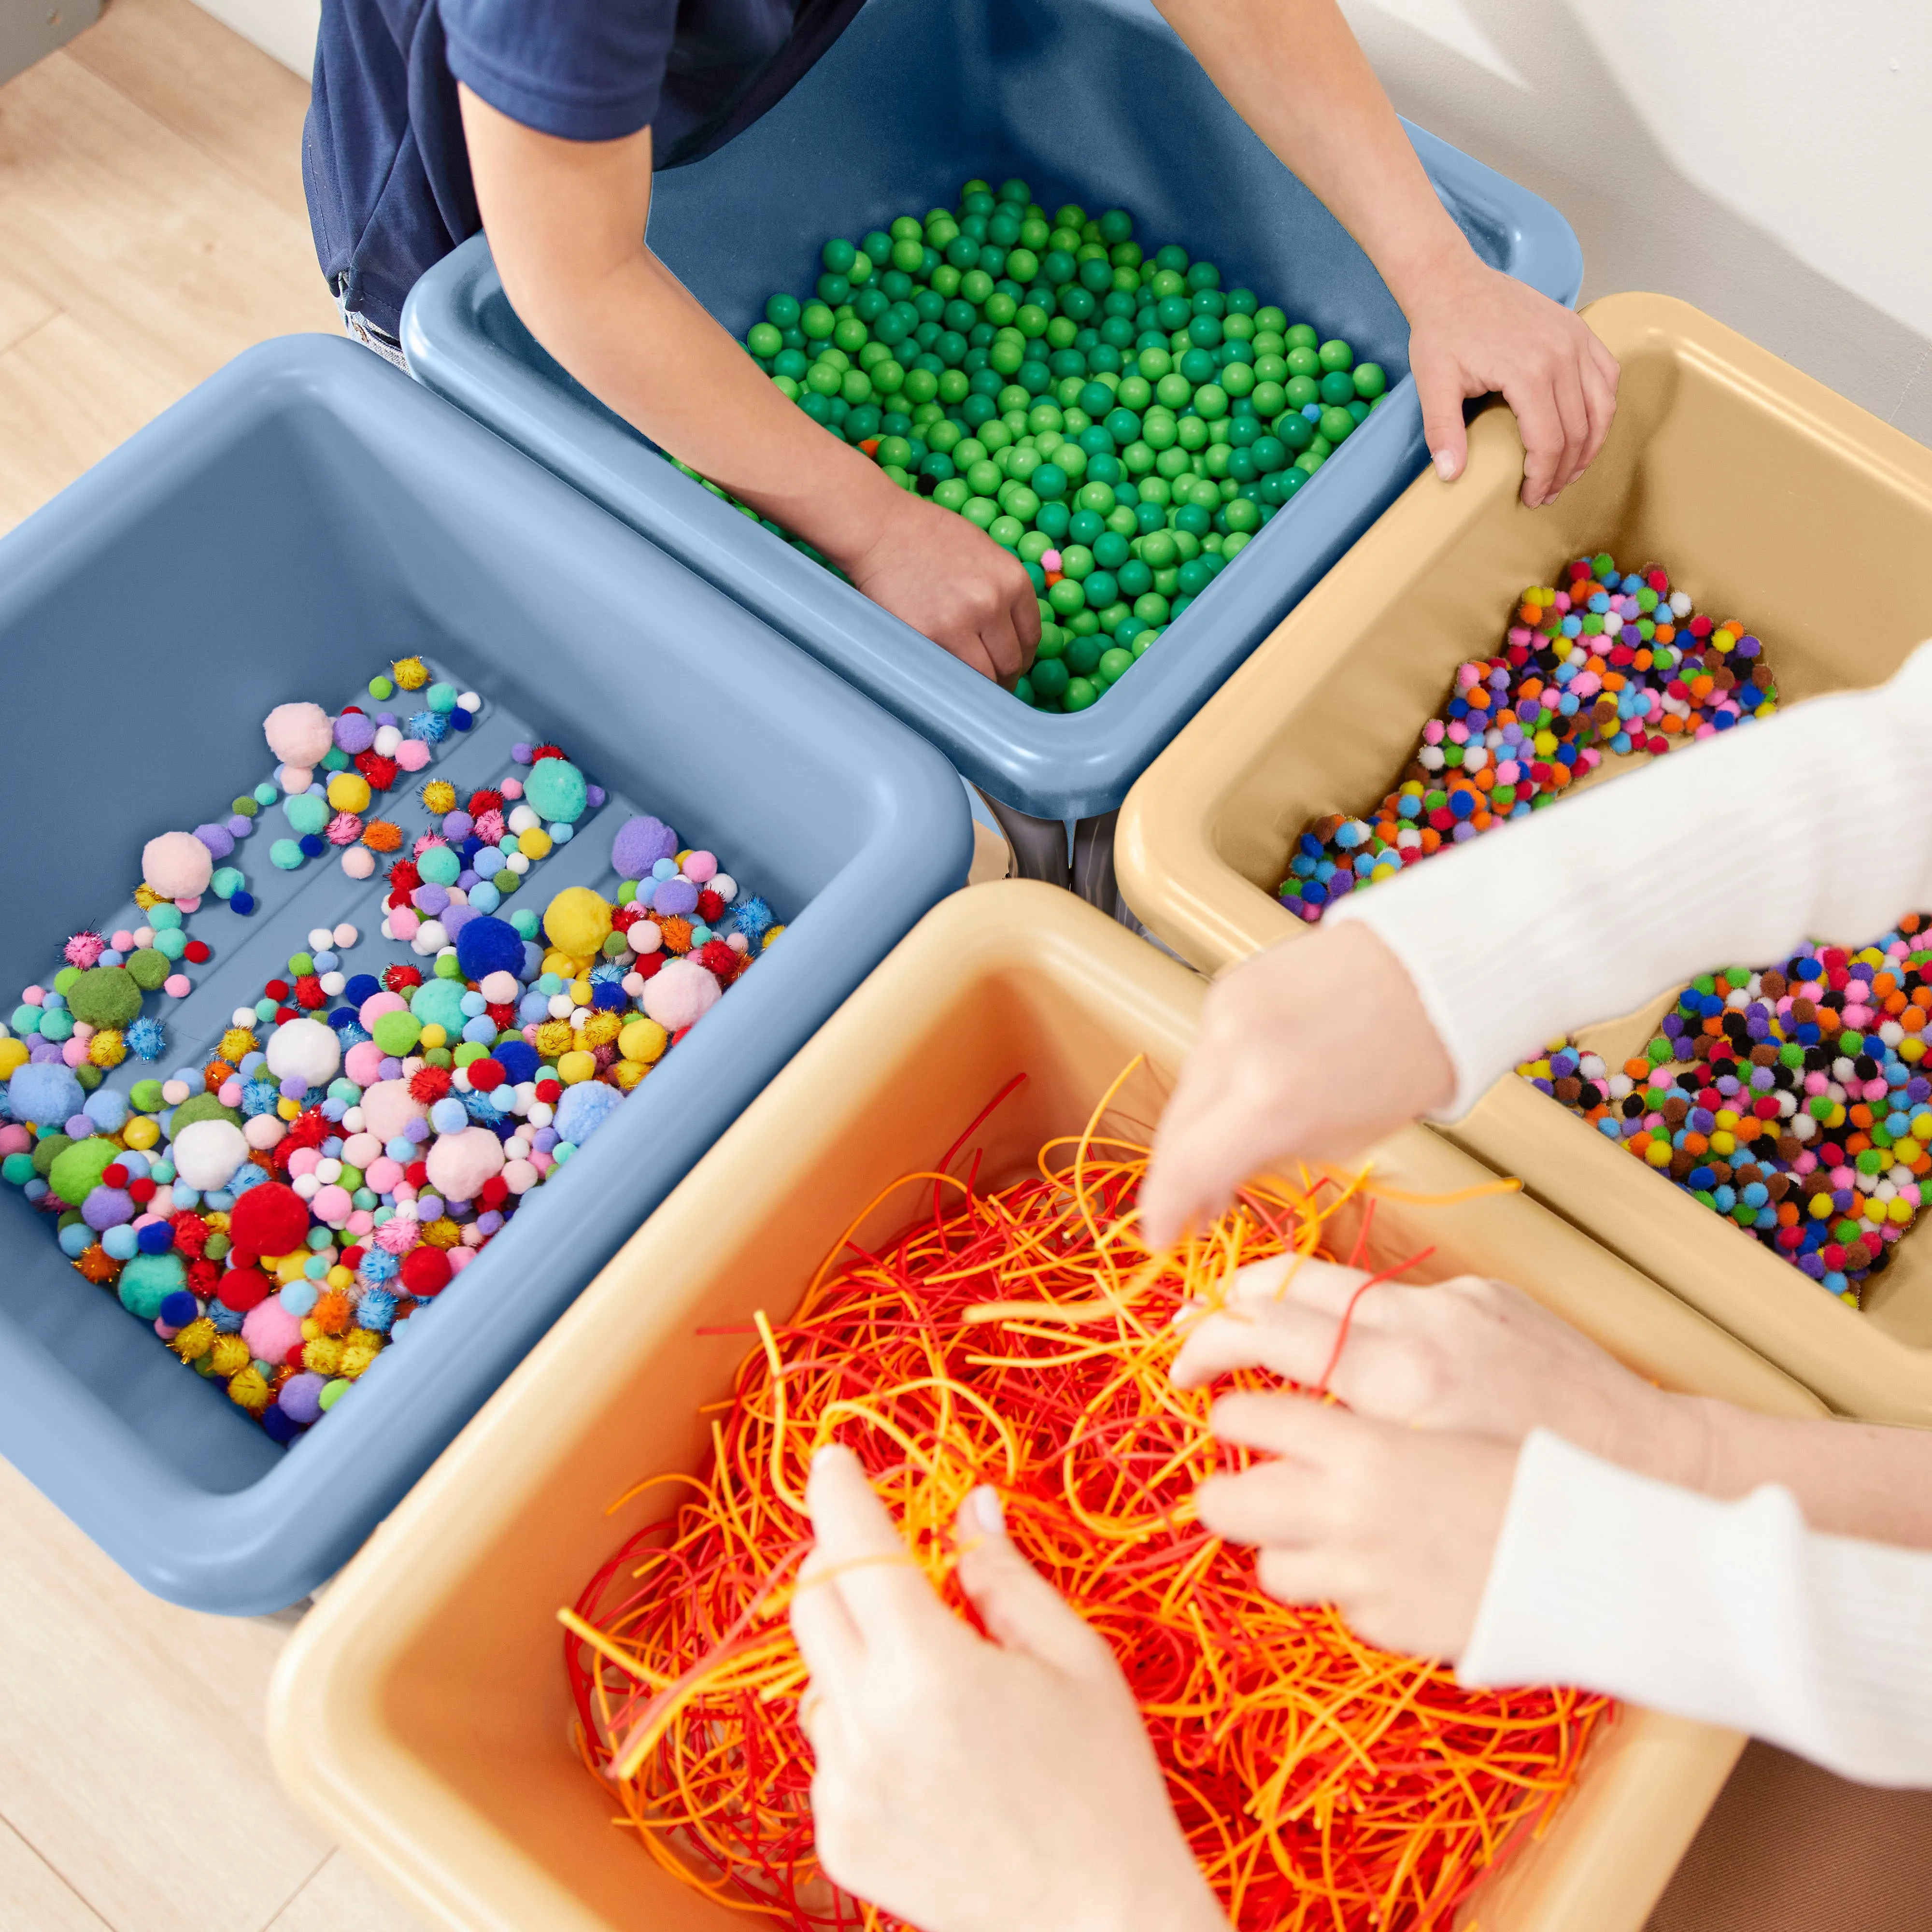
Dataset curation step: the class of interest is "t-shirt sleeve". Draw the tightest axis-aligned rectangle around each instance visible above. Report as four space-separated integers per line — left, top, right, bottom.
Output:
441 0 677 142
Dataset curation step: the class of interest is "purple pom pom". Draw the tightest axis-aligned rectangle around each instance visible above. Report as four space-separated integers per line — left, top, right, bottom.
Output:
194 822 236 861
611 814 678 880
334 712 377 753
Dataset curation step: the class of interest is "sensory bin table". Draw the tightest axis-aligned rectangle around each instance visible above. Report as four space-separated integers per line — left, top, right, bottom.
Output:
267 881 1823 1932
400 0 1580 900
0 335 970 1613
1115 293 1932 1424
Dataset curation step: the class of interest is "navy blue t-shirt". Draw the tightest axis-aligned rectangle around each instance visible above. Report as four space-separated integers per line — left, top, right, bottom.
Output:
304 0 862 339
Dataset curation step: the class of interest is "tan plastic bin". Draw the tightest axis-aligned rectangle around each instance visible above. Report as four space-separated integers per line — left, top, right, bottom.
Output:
1115 292 1932 1423
268 881 1822 1932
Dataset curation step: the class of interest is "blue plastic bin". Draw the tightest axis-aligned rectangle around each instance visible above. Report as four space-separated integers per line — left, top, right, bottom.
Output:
0 335 970 1613
401 0 1580 833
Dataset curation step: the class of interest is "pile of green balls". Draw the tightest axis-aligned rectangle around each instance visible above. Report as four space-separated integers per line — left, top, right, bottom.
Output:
673 175 1389 713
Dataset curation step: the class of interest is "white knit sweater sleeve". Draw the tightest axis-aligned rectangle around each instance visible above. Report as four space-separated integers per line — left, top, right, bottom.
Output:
1458 1429 1932 1788
1323 641 1932 1119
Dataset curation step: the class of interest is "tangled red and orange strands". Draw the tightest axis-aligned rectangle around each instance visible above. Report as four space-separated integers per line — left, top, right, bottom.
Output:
562 1070 1610 1932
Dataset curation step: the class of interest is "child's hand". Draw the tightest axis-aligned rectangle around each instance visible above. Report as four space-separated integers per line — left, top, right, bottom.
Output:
842 494 1041 685
1406 254 1620 508
1171 1256 1686 1476
1139 923 1454 1251
791 1445 1226 1932
1196 1393 1516 1660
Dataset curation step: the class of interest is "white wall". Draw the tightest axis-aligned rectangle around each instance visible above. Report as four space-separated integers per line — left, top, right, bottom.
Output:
186 0 316 79
1342 0 1932 442
187 0 1931 445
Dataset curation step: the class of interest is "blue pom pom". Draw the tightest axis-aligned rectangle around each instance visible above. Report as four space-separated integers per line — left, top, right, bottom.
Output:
229 1163 268 1198
58 1222 92 1259
261 1406 301 1443
406 709 449 743
242 1078 280 1117
6 1062 83 1127
728 896 775 942
210 1299 245 1333
137 1222 175 1255
455 915 524 983
343 974 381 1006
159 1289 199 1327
448 706 472 732
230 892 256 916
493 1040 539 1085
591 980 628 1011
553 1080 624 1146
125 1017 167 1062
461 1087 505 1126
356 1287 400 1331
327 1007 358 1031
357 1246 400 1286
298 834 327 857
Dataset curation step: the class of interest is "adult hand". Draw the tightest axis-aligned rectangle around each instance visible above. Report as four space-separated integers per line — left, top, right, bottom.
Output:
790 1444 1226 1932
1406 253 1619 509
1171 1256 1690 1478
841 493 1041 685
1139 922 1453 1252
1197 1393 1516 1660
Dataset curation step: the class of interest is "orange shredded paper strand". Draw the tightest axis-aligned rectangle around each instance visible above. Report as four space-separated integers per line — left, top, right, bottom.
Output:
563 1073 1610 1931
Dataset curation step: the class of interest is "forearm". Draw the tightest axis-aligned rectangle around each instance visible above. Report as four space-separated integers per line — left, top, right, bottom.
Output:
1328 642 1932 1116
1153 0 1471 313
507 245 905 568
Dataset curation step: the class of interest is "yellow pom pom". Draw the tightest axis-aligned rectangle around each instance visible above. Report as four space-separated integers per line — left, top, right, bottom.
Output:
220 1027 258 1065
568 976 594 1008
345 1326 382 1353
210 1335 252 1378
327 1264 355 1292
419 1023 448 1050
519 826 553 861
610 1059 648 1092
392 655 430 690
620 1017 668 1065
581 1011 621 1049
275 1250 310 1284
555 1050 595 1085
420 1217 461 1250
170 1317 215 1363
132 883 166 911
227 1366 270 1414
0 1038 27 1080
277 1096 302 1121
123 1116 160 1151
534 1020 573 1058
87 1029 127 1069
422 780 457 815
327 770 372 814
340 1342 380 1380
545 885 612 959
303 1336 345 1377
761 924 785 951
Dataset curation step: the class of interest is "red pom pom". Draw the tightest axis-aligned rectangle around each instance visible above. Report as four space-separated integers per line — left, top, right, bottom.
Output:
102 1164 128 1190
400 1247 452 1297
341 1246 365 1270
696 890 724 924
529 743 566 766
186 1256 220 1296
697 940 737 979
387 859 422 894
485 1002 516 1030
264 979 290 1001
356 750 399 790
275 1006 297 1026
468 1057 505 1091
128 1177 156 1206
611 904 642 933
183 940 212 965
635 952 665 981
467 788 503 816
384 962 424 993
215 1265 271 1312
404 1161 430 1190
670 1025 692 1047
295 976 328 1010
479 1176 509 1208
535 1079 562 1104
409 1064 453 1103
285 1342 308 1368
229 1180 308 1259
170 1212 210 1258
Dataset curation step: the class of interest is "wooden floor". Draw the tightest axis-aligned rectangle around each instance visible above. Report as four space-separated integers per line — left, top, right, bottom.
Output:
0 0 337 537
0 19 423 1932
2 7 1929 1932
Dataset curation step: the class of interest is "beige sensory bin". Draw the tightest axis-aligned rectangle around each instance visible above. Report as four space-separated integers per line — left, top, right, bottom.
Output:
1116 292 1932 1425
269 881 1823 1932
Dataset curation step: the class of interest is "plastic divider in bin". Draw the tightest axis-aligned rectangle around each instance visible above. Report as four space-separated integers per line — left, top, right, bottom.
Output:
1115 292 1932 1424
268 882 1823 1932
401 0 1582 825
0 334 971 1613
